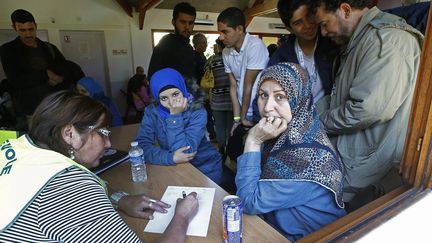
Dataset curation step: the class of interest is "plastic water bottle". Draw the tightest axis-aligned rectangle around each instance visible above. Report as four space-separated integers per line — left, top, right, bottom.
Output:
129 141 147 182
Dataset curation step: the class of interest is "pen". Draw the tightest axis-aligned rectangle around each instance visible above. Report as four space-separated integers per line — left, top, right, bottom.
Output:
182 191 186 199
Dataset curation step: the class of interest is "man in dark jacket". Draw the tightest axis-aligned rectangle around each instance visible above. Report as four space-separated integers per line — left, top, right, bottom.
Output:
147 2 197 80
269 0 340 103
0 9 66 130
385 1 429 34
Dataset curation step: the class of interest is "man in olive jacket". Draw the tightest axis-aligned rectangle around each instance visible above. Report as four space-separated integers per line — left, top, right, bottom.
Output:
311 1 423 203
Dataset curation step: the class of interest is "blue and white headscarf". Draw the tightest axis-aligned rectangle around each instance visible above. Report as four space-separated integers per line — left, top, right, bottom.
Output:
150 68 190 118
259 63 344 208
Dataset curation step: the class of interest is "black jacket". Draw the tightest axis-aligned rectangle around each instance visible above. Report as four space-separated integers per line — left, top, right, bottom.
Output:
385 2 429 34
148 33 196 80
0 37 66 115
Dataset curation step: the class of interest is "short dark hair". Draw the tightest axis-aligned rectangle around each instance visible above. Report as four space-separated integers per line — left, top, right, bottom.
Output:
310 0 372 13
217 7 245 30
173 2 196 20
11 9 35 25
31 90 111 157
50 60 85 86
215 38 225 49
192 33 206 46
278 0 312 28
267 43 278 57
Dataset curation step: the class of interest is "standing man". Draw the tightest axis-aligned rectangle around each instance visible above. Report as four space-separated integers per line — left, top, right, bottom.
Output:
217 7 268 131
147 2 196 80
269 0 340 104
0 9 67 130
192 33 208 83
192 33 216 140
310 1 423 206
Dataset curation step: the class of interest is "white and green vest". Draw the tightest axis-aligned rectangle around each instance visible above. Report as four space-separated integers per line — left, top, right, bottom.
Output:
0 135 106 231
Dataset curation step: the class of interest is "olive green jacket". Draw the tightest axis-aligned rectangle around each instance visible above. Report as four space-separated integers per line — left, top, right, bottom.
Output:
317 7 423 193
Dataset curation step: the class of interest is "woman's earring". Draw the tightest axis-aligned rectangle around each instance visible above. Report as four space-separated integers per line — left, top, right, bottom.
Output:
68 132 75 160
68 146 75 160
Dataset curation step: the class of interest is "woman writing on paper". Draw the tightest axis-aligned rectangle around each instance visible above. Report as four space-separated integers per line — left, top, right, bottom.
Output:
0 90 198 242
236 63 346 241
135 68 222 184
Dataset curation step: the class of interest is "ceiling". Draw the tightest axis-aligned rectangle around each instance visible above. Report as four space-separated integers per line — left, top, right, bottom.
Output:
155 0 252 13
115 0 279 29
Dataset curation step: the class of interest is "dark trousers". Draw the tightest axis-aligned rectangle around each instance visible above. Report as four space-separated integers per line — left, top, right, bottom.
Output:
204 101 216 139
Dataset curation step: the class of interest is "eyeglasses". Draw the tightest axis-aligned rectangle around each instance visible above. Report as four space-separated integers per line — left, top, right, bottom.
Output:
88 126 111 138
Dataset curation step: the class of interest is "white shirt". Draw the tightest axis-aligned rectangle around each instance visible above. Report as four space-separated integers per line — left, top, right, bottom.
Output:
294 39 324 103
222 33 268 117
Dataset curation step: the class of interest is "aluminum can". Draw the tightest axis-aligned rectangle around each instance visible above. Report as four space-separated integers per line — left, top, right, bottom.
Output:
222 195 242 243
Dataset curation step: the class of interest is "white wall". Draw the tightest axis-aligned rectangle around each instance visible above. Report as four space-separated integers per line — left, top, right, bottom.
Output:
0 0 287 114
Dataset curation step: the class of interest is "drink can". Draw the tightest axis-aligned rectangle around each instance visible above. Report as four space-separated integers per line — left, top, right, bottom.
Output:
222 195 242 243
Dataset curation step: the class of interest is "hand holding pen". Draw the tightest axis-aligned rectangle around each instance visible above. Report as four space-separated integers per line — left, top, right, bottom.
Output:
175 191 199 223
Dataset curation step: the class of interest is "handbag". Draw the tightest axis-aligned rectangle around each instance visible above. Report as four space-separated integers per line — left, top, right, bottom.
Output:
200 57 214 90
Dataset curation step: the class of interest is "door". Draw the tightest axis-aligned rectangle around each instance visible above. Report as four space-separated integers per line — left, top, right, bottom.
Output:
59 30 111 96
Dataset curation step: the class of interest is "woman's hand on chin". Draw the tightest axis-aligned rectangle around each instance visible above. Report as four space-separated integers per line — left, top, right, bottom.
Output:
245 116 288 152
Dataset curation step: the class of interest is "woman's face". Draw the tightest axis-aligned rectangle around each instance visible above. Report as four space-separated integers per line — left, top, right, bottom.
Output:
158 87 184 109
70 124 111 168
258 79 293 123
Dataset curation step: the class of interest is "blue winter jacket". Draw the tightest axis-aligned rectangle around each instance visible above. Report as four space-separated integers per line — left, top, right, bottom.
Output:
135 104 222 184
237 152 346 241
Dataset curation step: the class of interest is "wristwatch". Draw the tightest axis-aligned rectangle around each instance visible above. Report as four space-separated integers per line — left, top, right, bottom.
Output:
110 191 129 209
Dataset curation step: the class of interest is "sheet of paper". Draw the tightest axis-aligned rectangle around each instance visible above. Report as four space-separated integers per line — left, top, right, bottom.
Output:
144 186 215 237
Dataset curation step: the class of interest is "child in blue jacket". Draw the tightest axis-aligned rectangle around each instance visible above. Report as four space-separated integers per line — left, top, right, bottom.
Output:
135 68 222 184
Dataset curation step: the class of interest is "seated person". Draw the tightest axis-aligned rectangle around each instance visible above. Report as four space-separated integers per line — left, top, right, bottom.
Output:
236 63 345 241
135 68 222 184
128 73 151 111
77 76 123 127
0 90 198 242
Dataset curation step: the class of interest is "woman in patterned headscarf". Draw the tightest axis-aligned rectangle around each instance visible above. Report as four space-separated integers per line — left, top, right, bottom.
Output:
236 63 346 241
